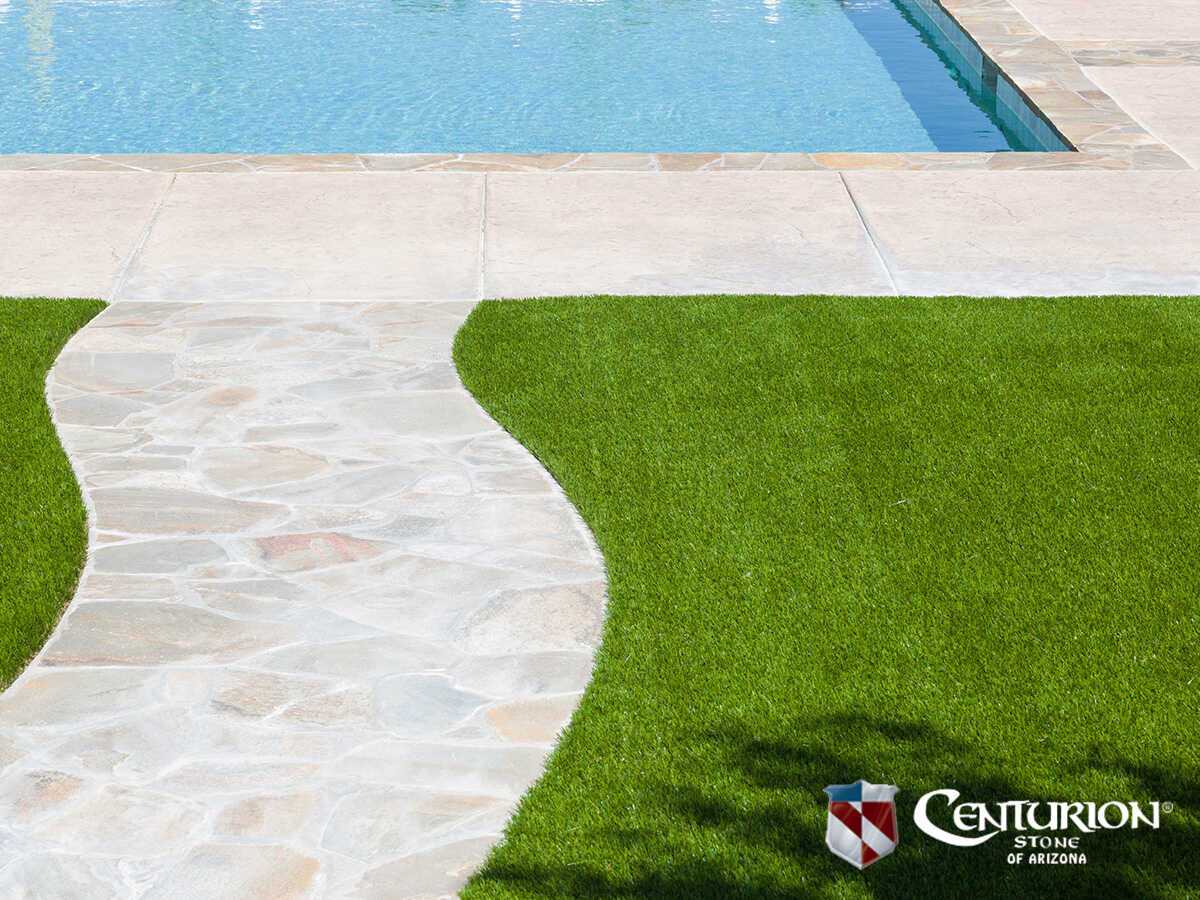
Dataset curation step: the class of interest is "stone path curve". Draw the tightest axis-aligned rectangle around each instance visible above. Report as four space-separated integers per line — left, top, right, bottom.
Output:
0 301 606 899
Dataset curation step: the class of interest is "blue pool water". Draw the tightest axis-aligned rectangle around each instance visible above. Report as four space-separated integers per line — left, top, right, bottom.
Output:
0 0 1058 153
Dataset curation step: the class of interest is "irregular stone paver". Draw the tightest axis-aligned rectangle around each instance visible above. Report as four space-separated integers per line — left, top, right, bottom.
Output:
0 301 606 898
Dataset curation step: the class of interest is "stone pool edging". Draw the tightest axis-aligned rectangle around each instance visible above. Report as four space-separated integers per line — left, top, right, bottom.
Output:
0 0 1190 173
0 149 1188 173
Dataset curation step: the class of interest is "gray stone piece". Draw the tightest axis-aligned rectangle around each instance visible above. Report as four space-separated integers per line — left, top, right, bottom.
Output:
0 301 606 898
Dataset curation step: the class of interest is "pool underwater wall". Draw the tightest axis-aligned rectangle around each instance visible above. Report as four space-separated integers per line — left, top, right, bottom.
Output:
894 0 1072 151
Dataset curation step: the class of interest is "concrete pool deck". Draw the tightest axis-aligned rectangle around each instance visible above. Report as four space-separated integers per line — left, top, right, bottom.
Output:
2 0 1200 896
3 168 1200 300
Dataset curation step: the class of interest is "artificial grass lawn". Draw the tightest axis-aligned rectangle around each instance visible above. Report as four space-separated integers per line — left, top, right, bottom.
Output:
0 298 106 690
454 295 1199 899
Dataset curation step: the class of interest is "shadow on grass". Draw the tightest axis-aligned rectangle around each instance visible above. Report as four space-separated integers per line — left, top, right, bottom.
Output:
475 714 1198 899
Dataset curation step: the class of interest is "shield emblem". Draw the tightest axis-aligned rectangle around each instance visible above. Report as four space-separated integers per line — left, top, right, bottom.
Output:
823 780 900 869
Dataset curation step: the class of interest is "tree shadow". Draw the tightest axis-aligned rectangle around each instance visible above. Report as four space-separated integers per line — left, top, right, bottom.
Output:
472 713 1197 899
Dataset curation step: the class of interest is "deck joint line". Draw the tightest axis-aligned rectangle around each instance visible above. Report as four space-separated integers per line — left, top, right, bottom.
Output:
839 172 899 296
107 172 175 303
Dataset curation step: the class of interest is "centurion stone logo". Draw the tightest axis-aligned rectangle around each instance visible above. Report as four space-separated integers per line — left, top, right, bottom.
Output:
824 782 1169 869
913 788 1166 865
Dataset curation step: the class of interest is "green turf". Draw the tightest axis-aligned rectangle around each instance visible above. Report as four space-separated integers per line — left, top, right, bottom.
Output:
0 298 106 690
454 295 1199 899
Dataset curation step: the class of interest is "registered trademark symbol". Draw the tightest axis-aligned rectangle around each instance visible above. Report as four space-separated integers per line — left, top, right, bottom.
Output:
1163 802 1175 814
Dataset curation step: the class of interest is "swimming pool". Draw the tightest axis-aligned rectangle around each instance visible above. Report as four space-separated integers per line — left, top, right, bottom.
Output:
0 0 1067 154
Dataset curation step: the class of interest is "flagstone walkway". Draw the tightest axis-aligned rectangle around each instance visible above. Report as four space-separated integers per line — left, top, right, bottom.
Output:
0 301 606 899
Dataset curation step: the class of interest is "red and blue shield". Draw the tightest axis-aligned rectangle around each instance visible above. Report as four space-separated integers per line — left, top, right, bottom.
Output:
823 780 899 869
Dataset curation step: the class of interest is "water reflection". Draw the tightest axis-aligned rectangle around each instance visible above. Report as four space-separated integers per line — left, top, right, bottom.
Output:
0 0 1035 153
23 0 55 101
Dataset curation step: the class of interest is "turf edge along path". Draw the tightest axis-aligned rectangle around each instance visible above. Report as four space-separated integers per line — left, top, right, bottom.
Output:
0 298 106 690
453 295 1199 900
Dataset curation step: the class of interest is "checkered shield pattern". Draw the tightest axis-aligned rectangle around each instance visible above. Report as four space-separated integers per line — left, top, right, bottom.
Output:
824 780 900 869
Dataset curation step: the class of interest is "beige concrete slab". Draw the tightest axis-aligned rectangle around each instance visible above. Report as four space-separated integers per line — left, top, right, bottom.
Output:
121 174 483 301
1005 0 1200 41
0 173 168 298
483 172 894 297
844 171 1200 295
1085 66 1200 168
